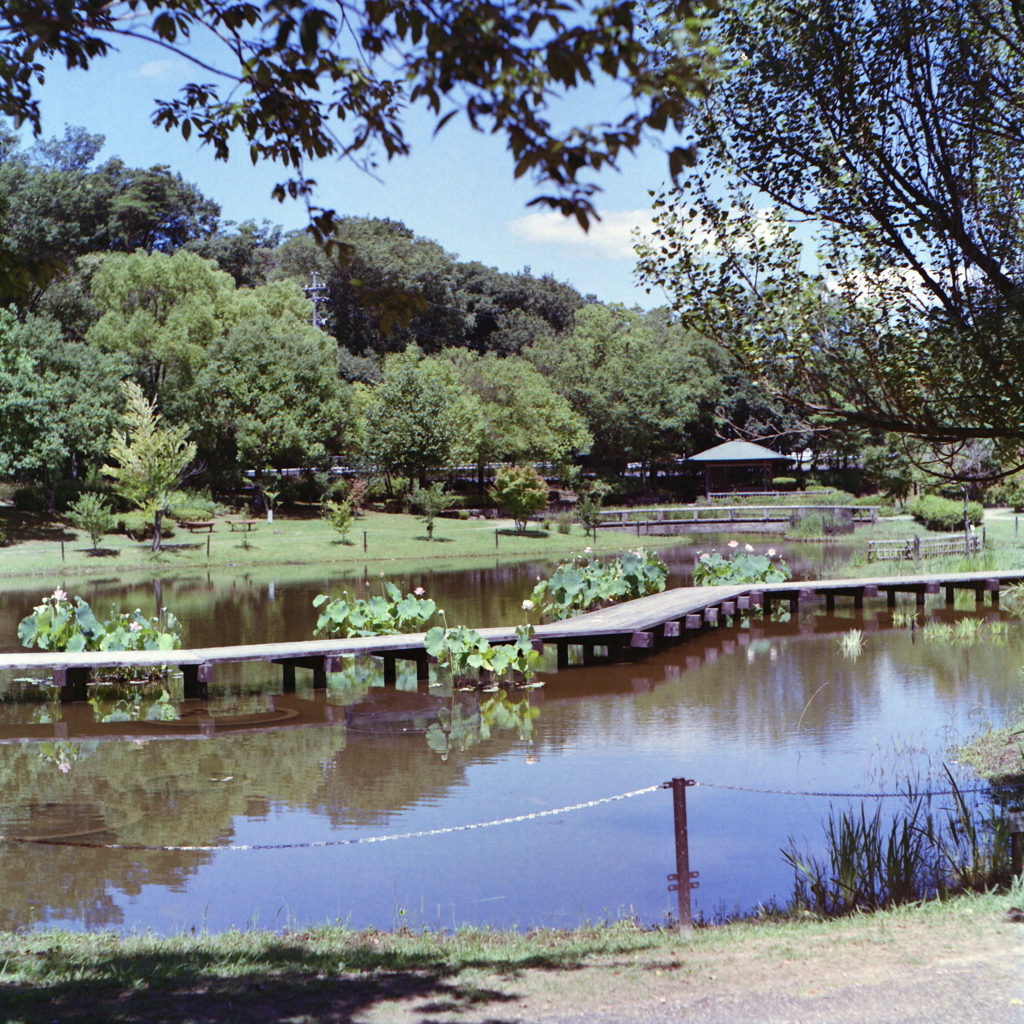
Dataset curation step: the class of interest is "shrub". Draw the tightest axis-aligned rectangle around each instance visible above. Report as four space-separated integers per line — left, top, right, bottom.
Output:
907 494 983 531
490 465 548 532
409 482 456 540
67 493 116 551
772 476 798 490
555 510 574 534
323 498 354 542
13 486 46 512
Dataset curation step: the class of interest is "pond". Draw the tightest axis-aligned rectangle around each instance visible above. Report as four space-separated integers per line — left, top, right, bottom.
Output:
0 533 1017 934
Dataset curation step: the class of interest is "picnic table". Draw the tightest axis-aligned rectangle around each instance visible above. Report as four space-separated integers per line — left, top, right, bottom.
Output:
181 520 215 533
228 519 259 532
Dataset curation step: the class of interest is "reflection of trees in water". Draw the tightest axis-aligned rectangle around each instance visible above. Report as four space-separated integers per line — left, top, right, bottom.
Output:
530 628 1022 756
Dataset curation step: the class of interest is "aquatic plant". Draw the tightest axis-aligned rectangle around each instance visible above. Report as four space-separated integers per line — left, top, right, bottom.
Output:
18 590 182 653
313 583 436 638
783 772 1013 916
891 611 918 628
692 546 791 586
423 621 539 686
837 629 864 658
530 548 667 620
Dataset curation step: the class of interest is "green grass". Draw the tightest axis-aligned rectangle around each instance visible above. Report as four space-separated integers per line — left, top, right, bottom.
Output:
0 886 1018 1023
0 508 690 583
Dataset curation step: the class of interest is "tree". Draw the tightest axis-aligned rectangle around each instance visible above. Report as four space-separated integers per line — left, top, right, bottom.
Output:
67 492 116 552
436 350 591 478
637 0 1024 468
103 382 196 552
526 304 722 483
361 348 480 490
410 482 456 540
491 465 548 532
0 2 713 232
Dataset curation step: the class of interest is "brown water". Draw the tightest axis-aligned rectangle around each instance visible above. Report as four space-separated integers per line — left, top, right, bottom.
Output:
0 534 1016 934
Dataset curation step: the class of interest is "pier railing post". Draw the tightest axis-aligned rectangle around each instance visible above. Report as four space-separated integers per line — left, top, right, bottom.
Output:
666 777 698 931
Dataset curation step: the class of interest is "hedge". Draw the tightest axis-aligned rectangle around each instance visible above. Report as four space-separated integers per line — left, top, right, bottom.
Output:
907 494 983 532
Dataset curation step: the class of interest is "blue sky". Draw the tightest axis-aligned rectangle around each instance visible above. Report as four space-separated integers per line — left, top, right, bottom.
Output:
23 34 680 308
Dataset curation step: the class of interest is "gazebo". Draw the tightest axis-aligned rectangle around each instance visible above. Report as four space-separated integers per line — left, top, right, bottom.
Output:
689 440 794 496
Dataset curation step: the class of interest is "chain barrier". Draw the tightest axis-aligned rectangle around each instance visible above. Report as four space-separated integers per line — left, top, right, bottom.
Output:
0 778 1009 853
0 784 665 852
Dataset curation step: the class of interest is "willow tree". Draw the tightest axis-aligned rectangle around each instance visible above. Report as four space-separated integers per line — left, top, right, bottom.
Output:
637 0 1024 477
104 381 196 551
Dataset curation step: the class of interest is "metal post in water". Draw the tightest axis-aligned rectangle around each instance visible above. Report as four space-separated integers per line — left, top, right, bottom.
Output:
206 534 210 559
666 777 698 930
363 531 367 553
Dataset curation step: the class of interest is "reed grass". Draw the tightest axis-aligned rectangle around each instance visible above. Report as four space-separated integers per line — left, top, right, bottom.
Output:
783 771 1017 916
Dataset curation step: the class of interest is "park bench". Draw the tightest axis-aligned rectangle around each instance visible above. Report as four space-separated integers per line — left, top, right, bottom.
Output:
228 519 259 532
181 520 215 533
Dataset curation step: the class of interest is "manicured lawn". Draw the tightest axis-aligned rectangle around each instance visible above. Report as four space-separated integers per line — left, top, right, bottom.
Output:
0 508 691 582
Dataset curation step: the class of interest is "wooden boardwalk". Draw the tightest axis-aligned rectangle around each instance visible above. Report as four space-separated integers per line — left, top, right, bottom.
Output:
1 569 1021 701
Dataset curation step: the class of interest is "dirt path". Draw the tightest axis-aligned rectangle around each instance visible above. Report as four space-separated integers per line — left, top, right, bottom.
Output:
357 905 1024 1024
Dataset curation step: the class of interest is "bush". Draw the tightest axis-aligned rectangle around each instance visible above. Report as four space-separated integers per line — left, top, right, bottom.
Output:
555 510 574 534
116 510 174 541
67 493 116 550
490 465 548 532
13 486 47 512
772 476 798 490
907 494 983 531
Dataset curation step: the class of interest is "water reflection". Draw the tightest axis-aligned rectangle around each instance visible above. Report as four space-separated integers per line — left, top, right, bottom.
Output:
0 592 1017 933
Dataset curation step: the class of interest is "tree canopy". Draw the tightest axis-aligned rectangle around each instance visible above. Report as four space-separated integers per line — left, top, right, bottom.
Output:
637 0 1024 462
0 1 714 234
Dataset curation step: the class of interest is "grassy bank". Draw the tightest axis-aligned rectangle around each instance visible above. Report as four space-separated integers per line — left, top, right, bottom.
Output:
1 887 1020 1023
0 509 683 582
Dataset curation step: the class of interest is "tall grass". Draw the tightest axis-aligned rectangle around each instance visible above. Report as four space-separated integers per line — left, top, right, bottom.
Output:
783 771 1016 916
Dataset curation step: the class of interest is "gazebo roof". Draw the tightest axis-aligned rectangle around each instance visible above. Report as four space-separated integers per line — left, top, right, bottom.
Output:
689 440 792 463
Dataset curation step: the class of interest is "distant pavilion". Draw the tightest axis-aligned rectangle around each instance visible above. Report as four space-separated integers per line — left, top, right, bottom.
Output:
689 440 794 496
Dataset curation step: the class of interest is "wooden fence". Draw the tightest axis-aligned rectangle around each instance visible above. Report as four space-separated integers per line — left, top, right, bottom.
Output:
867 533 982 562
597 505 878 528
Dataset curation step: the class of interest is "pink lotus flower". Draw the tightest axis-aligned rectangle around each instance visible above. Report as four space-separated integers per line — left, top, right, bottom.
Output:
51 589 67 602
58 762 71 773
727 540 739 548
414 587 425 596
767 548 777 557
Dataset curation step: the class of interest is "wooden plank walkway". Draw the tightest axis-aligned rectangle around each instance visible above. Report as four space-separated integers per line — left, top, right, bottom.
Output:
2 569 1021 701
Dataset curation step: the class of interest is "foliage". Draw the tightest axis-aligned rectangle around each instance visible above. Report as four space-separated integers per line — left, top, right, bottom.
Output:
322 499 354 543
409 482 455 540
103 381 196 552
907 496 984 532
361 349 478 487
312 584 435 639
692 547 792 586
67 492 115 550
783 773 1013 915
637 0 1024 455
423 622 539 686
953 706 1024 784
0 3 715 237
574 485 608 536
89 689 178 723
437 350 591 467
530 549 668 620
526 305 723 475
426 690 540 761
490 465 548 532
17 589 182 653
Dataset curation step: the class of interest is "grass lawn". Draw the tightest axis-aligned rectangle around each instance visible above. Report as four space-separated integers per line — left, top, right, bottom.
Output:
0 507 693 583
0 887 1020 1023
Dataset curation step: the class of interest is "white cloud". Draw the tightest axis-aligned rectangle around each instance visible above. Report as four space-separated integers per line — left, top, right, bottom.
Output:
136 59 181 79
507 208 655 261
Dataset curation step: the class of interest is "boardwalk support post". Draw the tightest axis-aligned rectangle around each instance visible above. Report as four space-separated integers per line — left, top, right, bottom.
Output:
55 667 89 703
666 777 698 931
182 662 213 700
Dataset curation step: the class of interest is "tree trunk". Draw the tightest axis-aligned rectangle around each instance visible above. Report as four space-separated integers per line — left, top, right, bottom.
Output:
151 508 163 552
